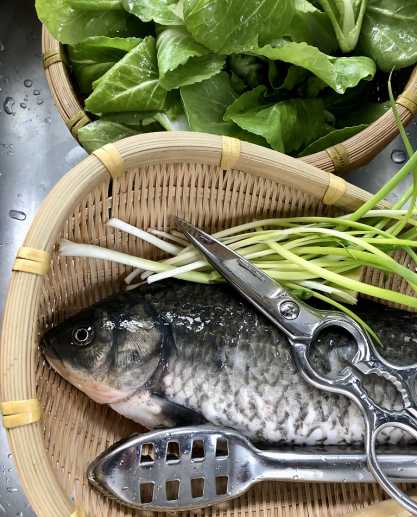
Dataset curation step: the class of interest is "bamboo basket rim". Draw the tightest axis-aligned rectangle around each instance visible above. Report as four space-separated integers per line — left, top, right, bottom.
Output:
0 132 394 516
41 26 417 175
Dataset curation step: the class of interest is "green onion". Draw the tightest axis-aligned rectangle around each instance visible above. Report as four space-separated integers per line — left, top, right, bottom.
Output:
59 99 417 340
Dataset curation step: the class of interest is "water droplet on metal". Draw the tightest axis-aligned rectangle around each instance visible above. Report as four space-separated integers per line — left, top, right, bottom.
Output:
7 453 13 459
16 512 24 517
23 79 32 88
8 210 26 221
33 89 40 95
44 116 52 124
4 143 14 155
3 96 15 115
20 102 27 109
0 41 4 52
6 487 19 493
391 149 406 164
37 98 44 105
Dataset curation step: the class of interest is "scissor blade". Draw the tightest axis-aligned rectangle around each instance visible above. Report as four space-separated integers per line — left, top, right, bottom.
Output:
175 217 287 327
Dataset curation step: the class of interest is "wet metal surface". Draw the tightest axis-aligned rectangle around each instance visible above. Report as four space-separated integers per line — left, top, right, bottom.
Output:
0 0 416 515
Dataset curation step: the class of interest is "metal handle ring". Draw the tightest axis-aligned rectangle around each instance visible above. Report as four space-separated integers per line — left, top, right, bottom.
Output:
367 421 417 515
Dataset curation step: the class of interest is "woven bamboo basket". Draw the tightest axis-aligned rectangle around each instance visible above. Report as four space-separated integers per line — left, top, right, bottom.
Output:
42 27 417 175
0 132 415 517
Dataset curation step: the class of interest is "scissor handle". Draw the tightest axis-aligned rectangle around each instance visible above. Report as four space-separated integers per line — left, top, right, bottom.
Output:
290 312 417 515
367 418 417 515
290 310 417 409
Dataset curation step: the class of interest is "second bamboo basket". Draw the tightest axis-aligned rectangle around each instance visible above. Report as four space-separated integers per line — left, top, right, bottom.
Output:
42 27 417 175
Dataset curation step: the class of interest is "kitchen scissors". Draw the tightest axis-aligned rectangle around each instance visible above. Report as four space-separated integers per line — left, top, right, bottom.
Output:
176 217 417 515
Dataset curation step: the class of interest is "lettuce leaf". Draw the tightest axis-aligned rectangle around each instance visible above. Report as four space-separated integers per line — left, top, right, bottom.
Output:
336 102 390 127
122 0 183 25
253 40 376 94
157 28 225 90
101 111 158 128
85 36 167 114
183 0 295 53
180 72 267 145
299 124 367 156
78 120 139 152
35 0 143 44
224 86 330 153
317 0 367 53
358 0 417 71
180 72 240 135
67 36 141 94
68 0 123 10
228 55 268 90
286 0 338 53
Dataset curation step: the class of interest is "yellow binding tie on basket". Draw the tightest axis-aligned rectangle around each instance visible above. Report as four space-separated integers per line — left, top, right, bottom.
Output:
397 88 417 116
326 143 351 173
43 49 63 68
13 246 50 276
221 136 241 170
67 110 91 138
0 399 41 429
70 509 87 517
93 143 125 178
322 173 347 206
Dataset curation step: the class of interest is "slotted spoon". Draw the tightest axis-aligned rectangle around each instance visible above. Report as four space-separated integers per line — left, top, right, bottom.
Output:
88 425 417 512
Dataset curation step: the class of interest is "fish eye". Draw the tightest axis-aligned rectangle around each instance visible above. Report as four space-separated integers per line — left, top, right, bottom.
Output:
72 326 95 346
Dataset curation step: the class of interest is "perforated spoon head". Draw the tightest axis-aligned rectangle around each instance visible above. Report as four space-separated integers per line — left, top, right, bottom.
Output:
88 425 259 511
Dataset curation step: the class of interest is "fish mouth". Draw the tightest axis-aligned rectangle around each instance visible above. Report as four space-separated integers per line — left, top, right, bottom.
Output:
40 336 71 380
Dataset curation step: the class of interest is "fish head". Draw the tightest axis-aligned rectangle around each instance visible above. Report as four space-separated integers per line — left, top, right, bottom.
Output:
41 298 164 405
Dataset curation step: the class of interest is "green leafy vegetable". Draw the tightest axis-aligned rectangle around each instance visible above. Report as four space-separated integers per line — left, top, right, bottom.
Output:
286 0 338 53
68 0 122 10
183 0 295 53
35 0 142 44
78 120 138 152
67 36 141 94
101 111 158 128
359 0 417 71
157 28 225 90
282 66 310 91
181 73 266 145
85 37 167 114
36 0 417 157
336 102 390 127
180 72 240 135
224 86 330 153
254 41 376 94
229 55 268 90
299 124 367 155
122 0 183 25
154 91 191 130
318 0 368 53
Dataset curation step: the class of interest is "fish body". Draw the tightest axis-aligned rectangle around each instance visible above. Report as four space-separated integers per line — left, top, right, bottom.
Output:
41 281 417 446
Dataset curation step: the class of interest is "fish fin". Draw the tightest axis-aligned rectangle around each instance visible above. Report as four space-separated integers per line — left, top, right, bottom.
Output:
110 390 205 429
150 393 207 427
